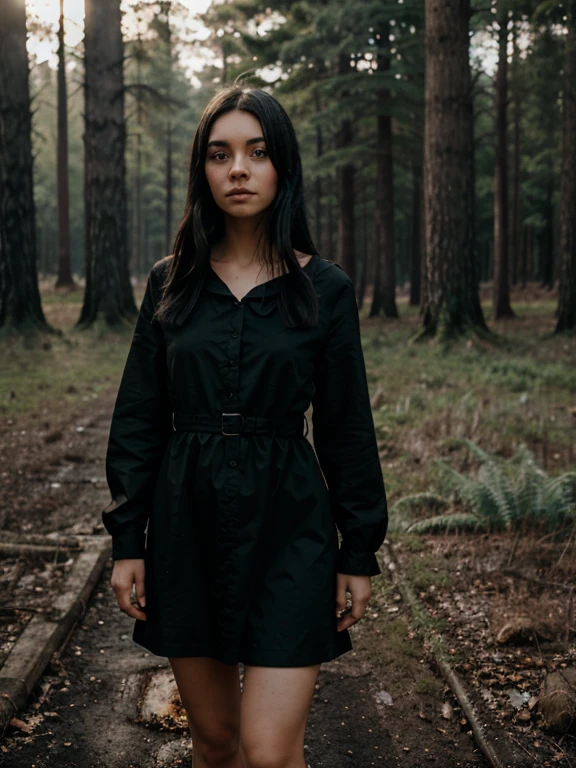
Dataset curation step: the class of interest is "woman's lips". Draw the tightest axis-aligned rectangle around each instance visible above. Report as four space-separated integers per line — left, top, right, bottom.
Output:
228 192 256 200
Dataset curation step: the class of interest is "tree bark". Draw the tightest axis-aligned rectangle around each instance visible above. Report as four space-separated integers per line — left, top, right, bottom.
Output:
555 1 576 331
526 225 534 283
0 0 49 330
358 165 369 310
409 163 422 306
335 53 356 285
539 184 554 290
519 224 527 288
509 16 522 288
326 184 334 260
78 0 132 327
161 2 173 262
165 125 173 260
55 0 75 289
131 26 145 278
493 7 515 319
372 18 398 318
418 0 488 340
314 89 323 254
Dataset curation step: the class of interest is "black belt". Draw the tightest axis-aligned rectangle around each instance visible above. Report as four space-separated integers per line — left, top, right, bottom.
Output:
172 412 309 438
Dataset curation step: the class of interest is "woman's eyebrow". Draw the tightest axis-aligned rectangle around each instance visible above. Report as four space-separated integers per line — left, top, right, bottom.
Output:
207 137 266 148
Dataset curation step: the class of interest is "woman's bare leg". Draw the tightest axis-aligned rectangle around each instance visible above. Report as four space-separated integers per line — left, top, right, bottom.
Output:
239 663 321 768
169 656 244 768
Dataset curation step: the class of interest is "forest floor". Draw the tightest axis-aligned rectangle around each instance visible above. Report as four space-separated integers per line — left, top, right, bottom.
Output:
0 278 574 766
360 282 576 766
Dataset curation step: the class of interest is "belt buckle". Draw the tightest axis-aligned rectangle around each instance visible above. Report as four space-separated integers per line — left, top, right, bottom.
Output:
222 412 244 436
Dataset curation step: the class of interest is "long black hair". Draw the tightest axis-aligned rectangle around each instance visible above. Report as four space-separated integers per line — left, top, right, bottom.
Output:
154 85 320 328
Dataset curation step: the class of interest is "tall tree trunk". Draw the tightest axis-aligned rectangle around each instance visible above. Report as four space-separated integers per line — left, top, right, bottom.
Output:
470 75 479 296
555 0 576 332
55 0 75 289
519 224 527 288
131 26 145 278
162 1 173 260
419 182 426 316
526 225 534 283
335 53 356 284
373 18 398 318
358 165 369 309
314 90 323 252
509 16 522 287
165 125 173 259
418 0 487 340
372 216 381 314
539 183 554 290
0 0 49 330
409 164 422 306
326 184 334 259
78 0 131 327
493 7 515 319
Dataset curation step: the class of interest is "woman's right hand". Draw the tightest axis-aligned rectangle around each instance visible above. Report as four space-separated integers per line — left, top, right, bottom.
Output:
111 559 147 620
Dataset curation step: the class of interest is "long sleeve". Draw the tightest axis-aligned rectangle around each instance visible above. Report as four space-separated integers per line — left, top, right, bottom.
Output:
101 265 173 561
311 271 388 577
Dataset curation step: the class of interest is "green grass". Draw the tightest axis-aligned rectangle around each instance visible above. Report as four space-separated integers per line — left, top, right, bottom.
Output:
401 552 454 591
1 282 574 476
357 295 576 525
0 283 147 422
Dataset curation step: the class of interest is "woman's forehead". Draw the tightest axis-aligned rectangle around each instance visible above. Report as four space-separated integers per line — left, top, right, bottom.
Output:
208 110 263 141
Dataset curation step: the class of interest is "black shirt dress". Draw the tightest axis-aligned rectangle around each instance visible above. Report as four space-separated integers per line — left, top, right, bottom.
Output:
102 253 388 667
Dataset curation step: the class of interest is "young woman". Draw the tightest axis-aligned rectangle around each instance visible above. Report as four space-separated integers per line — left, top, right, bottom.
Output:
102 85 388 768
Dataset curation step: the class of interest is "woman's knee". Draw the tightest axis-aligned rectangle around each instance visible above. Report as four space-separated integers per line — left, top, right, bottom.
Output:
239 739 301 768
169 656 242 763
192 727 240 767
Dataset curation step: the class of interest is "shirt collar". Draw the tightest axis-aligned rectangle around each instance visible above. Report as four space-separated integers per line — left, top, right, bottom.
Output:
202 254 319 300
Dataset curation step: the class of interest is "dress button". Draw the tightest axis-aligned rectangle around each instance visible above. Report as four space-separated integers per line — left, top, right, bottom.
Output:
231 332 238 338
229 460 237 467
233 300 241 307
228 392 235 399
229 360 236 366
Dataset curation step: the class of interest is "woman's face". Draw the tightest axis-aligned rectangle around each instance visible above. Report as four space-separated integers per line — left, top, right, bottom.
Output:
204 109 278 219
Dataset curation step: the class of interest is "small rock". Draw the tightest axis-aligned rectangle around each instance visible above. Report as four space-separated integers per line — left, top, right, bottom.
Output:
374 689 393 706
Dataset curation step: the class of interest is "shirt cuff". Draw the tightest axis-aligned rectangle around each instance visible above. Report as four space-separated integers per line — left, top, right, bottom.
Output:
112 530 146 561
336 549 381 576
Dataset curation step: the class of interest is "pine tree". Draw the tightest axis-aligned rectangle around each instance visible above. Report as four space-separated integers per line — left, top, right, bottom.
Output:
416 0 488 340
555 0 576 332
77 0 131 326
0 0 50 331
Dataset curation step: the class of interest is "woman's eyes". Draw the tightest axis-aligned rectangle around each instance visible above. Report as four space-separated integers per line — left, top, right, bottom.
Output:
210 149 268 160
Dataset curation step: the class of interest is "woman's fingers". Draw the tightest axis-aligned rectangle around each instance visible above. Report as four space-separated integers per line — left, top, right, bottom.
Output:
336 595 370 631
111 560 147 621
335 574 372 632
335 579 348 617
135 569 146 610
119 588 147 620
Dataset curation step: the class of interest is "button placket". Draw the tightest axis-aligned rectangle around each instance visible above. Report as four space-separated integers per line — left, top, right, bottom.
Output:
224 299 243 476
218 299 243 643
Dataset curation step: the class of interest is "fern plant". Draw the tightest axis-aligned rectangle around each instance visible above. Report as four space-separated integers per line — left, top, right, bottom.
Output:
391 439 576 534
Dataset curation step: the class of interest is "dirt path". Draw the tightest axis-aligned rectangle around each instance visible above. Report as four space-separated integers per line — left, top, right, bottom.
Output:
2 560 488 768
1 393 489 767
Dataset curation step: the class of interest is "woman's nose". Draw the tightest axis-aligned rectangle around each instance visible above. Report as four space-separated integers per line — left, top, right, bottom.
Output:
229 156 249 177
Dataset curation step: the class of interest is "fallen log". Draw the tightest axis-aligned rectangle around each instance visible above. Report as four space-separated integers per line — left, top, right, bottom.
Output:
538 668 576 735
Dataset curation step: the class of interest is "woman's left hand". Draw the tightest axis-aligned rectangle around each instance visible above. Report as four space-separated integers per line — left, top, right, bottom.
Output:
335 572 373 631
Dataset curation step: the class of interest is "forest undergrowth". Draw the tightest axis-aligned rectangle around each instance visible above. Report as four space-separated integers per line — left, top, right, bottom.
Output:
1 279 575 764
